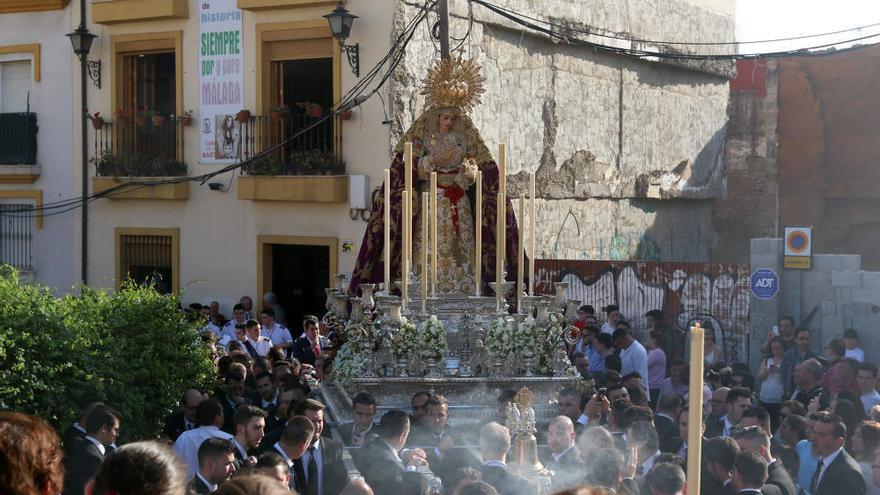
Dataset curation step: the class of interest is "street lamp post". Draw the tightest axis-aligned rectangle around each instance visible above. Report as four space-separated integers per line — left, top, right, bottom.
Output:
67 0 96 286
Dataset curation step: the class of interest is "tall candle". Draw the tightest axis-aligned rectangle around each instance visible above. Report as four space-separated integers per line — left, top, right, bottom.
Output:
686 322 705 494
498 143 506 276
475 170 482 296
517 193 525 313
384 169 391 293
401 190 409 310
422 192 429 312
529 172 536 296
496 188 503 311
430 172 437 297
404 142 413 267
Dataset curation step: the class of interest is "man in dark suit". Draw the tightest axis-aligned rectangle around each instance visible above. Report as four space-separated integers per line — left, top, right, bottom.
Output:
216 366 252 434
732 425 795 495
542 416 583 491
335 392 377 448
405 394 481 486
358 410 426 493
732 451 769 495
254 372 280 430
646 461 687 495
291 316 330 366
162 389 204 442
655 393 683 453
63 405 120 495
231 405 266 470
291 399 348 495
479 422 537 495
811 413 867 495
272 416 315 492
702 437 740 495
189 437 237 494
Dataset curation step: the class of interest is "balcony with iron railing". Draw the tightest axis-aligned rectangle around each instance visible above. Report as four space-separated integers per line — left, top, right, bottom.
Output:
0 112 40 183
90 113 190 200
237 112 348 203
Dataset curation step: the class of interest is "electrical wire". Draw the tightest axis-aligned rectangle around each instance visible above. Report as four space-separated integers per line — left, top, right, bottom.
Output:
0 0 438 220
478 0 880 47
472 0 880 60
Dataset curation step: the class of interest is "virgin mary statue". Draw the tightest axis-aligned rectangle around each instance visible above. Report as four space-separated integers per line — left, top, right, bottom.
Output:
349 56 526 296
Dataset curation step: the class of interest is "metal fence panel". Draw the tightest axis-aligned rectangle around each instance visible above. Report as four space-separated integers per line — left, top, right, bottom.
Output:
536 259 751 364
0 204 33 270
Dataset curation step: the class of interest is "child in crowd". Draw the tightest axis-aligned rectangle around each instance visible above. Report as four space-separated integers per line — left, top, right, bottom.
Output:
844 328 866 362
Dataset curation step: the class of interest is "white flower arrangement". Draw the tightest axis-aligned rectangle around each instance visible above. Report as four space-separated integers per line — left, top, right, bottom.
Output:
391 317 419 360
485 317 514 358
514 316 544 356
330 342 365 388
419 315 448 358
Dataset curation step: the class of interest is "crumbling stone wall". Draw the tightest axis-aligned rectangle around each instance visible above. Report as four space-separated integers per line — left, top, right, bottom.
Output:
390 0 734 261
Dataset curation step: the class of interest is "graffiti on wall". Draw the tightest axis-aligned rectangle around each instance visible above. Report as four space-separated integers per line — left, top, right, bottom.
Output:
535 260 751 363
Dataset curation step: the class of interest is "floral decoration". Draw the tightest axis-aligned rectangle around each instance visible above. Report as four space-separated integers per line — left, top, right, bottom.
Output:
419 315 447 358
330 342 364 388
391 317 419 360
485 317 514 358
514 316 543 356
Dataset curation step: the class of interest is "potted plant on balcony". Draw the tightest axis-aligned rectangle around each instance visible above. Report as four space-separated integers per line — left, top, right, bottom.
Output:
114 108 131 128
147 109 166 127
86 109 104 130
134 108 148 127
270 104 289 122
236 109 251 124
176 110 194 127
296 102 324 119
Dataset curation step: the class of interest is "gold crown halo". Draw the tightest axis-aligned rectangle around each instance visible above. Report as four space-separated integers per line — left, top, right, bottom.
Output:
420 56 486 114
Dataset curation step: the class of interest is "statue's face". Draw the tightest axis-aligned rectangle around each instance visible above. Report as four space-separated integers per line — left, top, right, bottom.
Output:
438 110 457 133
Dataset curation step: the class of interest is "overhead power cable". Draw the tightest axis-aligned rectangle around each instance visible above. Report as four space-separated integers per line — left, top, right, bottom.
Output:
473 0 880 60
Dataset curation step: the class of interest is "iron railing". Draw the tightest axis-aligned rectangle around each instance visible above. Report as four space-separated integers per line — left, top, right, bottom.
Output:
92 117 186 176
0 112 37 165
240 114 343 175
0 204 33 270
119 233 173 294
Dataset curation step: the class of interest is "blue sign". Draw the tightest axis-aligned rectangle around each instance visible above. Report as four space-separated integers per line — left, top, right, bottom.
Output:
750 268 780 300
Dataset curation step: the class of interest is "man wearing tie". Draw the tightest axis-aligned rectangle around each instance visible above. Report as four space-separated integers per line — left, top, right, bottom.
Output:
292 399 348 495
732 451 768 495
272 416 315 492
62 405 121 495
244 319 273 358
336 392 377 448
292 317 330 366
810 413 866 495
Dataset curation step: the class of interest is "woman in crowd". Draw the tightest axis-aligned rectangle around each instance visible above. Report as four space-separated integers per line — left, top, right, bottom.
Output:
851 421 880 495
703 326 724 367
646 331 668 406
758 337 786 430
0 411 64 495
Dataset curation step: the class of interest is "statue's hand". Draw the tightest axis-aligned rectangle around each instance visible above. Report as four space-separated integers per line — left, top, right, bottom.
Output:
417 154 434 179
456 158 478 187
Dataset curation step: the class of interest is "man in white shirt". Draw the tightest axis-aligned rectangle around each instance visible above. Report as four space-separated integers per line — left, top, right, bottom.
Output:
613 325 650 396
174 399 234 477
858 363 880 414
188 437 237 494
260 308 293 355
601 304 621 335
244 320 273 358
221 304 248 345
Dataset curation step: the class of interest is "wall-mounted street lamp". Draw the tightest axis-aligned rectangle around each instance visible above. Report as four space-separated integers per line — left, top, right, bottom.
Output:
66 26 101 88
324 2 359 77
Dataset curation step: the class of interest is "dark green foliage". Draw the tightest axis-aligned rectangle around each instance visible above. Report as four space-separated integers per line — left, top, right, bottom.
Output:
0 268 215 440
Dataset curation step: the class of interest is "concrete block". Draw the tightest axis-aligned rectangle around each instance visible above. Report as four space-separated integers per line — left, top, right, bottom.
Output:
813 255 844 272
822 300 838 317
852 288 880 304
751 238 782 256
835 287 853 302
862 272 880 288
751 255 780 270
832 271 863 288
839 255 862 271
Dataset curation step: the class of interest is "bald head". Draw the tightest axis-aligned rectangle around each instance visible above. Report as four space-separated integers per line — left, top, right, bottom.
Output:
340 479 375 495
479 422 511 461
712 387 730 418
548 416 576 454
182 389 204 422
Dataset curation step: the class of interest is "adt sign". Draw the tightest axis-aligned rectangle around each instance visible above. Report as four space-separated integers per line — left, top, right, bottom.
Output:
750 268 780 300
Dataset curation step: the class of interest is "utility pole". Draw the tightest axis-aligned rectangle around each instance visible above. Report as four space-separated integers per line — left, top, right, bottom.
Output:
438 0 450 59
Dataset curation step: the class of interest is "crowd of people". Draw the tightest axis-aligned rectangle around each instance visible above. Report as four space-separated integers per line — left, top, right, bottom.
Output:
2 295 879 495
